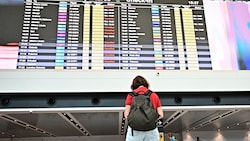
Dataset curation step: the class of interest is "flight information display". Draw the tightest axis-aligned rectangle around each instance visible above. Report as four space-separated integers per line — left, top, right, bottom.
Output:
17 0 210 70
0 0 250 70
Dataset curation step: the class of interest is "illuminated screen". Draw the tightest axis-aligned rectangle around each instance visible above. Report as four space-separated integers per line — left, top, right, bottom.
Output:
0 0 250 70
204 0 250 70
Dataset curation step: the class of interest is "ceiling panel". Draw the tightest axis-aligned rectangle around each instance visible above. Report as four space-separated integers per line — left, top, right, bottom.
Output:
73 112 119 135
0 116 46 138
0 108 250 139
6 113 83 137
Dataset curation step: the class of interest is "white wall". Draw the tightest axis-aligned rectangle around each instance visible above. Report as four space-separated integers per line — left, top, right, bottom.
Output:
1 70 250 93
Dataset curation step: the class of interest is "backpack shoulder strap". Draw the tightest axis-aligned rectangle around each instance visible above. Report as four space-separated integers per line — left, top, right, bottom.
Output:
144 89 152 96
128 91 138 97
129 89 152 96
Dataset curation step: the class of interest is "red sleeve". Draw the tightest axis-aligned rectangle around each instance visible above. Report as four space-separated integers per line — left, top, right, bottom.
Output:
125 94 133 105
150 92 162 110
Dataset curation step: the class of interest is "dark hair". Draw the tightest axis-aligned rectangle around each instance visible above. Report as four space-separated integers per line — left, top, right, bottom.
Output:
130 75 149 90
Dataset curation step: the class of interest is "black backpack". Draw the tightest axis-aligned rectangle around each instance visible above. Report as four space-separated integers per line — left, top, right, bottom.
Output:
127 89 159 131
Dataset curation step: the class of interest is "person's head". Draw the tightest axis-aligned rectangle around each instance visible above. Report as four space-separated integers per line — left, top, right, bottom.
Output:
131 75 149 90
168 132 173 138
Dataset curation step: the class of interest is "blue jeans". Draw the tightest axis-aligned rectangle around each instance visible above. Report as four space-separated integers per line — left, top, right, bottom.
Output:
126 126 160 141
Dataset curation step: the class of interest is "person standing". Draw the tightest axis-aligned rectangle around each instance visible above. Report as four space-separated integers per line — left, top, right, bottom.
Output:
168 132 177 141
124 75 164 141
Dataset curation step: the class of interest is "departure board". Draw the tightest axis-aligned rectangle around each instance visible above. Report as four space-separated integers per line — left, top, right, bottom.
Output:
1 0 250 93
16 0 210 70
1 0 249 70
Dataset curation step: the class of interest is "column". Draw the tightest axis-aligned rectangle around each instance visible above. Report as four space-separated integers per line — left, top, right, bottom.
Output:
82 4 90 70
152 7 163 70
174 8 186 70
103 5 116 69
66 2 81 69
55 2 67 70
92 5 104 70
182 9 199 70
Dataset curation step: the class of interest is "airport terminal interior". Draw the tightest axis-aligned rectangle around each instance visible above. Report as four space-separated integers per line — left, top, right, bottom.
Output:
1 0 250 140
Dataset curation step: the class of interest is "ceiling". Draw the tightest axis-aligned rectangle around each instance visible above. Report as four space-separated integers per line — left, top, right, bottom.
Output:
0 106 249 139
